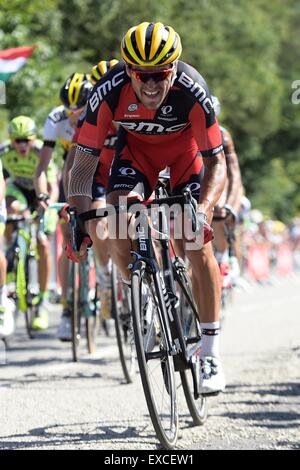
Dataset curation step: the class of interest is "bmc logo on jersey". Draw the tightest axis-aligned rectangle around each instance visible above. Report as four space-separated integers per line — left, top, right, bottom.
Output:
89 71 125 112
178 72 213 114
117 121 188 134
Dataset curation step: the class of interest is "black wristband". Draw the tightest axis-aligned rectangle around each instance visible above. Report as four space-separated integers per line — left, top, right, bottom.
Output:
224 204 237 219
37 193 50 202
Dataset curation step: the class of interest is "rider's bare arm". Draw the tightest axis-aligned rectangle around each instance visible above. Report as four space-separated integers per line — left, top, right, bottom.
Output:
0 160 5 203
63 144 76 197
34 144 54 196
223 130 242 213
198 151 227 220
47 178 59 204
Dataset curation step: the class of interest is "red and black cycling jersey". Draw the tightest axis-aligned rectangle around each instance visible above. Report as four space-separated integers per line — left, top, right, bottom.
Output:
73 113 117 150
77 60 223 158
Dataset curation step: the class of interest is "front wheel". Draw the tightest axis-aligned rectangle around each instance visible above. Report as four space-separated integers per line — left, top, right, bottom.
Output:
24 255 38 340
180 369 207 425
131 261 178 449
83 258 100 355
71 262 81 362
111 263 136 383
174 258 208 425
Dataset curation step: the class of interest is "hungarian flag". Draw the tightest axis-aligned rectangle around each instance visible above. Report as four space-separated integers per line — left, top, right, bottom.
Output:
0 46 36 82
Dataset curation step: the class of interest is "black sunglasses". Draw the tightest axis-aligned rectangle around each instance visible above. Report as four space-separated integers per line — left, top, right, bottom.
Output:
14 138 31 143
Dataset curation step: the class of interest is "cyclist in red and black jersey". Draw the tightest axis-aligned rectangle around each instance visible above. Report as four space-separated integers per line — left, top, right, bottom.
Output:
68 22 227 395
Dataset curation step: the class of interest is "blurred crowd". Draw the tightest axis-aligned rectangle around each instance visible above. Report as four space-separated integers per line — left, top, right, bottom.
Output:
236 198 300 278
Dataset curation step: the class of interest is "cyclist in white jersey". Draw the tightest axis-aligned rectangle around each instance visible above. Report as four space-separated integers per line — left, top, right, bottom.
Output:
34 73 92 339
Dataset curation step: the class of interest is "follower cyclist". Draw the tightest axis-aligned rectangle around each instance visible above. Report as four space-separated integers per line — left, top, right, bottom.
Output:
211 96 243 285
1 116 58 330
0 158 15 338
63 59 119 337
67 22 227 395
34 73 93 339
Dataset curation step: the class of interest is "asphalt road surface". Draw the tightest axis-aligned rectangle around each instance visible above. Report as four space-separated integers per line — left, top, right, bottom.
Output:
1 274 300 450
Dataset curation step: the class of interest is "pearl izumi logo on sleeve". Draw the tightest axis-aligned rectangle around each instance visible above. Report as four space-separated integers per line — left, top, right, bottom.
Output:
119 167 136 176
161 105 172 115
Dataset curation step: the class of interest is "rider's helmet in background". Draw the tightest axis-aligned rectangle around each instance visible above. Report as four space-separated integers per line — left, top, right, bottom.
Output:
60 73 93 110
211 95 221 117
91 59 119 84
8 115 37 140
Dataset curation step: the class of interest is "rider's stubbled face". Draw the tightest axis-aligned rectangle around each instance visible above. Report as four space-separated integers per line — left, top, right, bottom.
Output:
128 63 177 111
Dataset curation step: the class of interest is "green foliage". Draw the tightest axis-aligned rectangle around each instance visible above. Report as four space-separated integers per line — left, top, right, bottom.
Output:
0 0 299 220
250 159 296 222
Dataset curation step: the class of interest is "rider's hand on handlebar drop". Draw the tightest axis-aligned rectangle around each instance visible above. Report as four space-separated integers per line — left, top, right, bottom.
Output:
37 193 50 212
59 203 71 222
213 205 227 219
66 235 92 263
64 206 93 263
196 212 214 244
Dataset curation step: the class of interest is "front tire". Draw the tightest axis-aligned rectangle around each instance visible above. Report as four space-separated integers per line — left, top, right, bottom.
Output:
111 263 136 383
71 262 81 362
174 258 208 425
131 261 178 449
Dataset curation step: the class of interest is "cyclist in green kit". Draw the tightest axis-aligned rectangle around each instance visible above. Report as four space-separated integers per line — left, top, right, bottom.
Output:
1 116 58 330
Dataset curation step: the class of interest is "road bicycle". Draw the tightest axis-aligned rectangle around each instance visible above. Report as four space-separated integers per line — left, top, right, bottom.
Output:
6 213 39 339
213 207 239 313
111 262 137 383
5 203 62 338
70 251 100 362
67 209 100 362
72 179 208 449
69 207 136 374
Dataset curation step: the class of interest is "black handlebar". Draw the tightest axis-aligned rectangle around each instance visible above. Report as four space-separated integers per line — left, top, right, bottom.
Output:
213 205 236 222
69 188 201 251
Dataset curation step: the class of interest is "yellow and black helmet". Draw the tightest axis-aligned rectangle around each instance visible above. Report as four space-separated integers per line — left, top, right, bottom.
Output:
60 73 93 109
121 22 182 67
91 59 119 84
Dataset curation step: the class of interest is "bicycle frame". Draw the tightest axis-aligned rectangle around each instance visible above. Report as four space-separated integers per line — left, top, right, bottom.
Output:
129 188 202 378
7 204 65 313
73 188 203 381
7 217 39 311
72 187 208 445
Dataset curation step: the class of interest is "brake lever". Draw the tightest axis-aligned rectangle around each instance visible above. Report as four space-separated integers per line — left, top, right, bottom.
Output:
68 207 79 252
182 188 199 234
